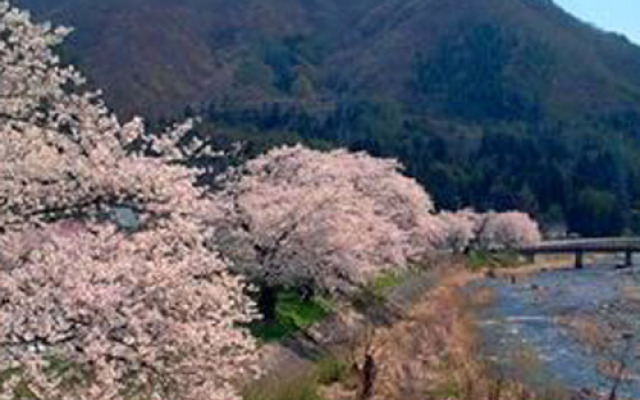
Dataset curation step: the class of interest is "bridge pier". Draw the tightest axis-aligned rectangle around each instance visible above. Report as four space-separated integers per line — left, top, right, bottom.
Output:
525 252 535 264
625 251 633 268
520 238 640 270
575 250 584 269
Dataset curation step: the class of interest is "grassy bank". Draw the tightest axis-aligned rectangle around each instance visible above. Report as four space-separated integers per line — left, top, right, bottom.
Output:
325 270 574 399
243 355 350 400
245 256 584 400
248 289 334 343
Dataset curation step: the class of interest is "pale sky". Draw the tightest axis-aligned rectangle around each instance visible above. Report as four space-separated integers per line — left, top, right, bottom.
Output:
554 0 640 45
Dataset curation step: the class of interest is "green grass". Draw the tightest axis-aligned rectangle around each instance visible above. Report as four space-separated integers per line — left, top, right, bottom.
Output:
275 292 331 329
0 368 38 400
249 289 332 343
370 271 405 295
351 270 407 311
313 356 349 386
243 356 349 400
243 374 324 400
465 249 522 271
249 320 299 343
0 368 20 393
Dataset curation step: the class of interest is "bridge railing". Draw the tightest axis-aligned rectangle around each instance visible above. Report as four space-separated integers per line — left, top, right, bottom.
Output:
517 237 640 269
520 238 640 253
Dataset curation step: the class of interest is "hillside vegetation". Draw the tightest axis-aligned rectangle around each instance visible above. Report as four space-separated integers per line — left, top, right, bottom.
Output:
16 0 640 236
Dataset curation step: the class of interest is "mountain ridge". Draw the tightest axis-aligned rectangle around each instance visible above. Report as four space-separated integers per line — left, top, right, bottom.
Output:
13 0 640 236
15 0 640 120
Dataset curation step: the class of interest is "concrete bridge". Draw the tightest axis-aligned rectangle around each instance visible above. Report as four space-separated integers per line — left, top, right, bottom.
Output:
519 238 640 269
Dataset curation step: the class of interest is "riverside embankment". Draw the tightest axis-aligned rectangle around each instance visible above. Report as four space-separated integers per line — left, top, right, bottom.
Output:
250 256 640 400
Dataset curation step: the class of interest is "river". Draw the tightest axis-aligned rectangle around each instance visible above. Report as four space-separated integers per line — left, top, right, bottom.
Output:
473 256 640 398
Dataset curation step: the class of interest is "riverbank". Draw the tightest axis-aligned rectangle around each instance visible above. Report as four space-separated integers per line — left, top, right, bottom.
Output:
247 255 636 400
244 260 447 400
320 267 571 400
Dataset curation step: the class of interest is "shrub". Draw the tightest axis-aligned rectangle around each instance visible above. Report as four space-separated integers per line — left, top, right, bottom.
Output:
249 289 331 342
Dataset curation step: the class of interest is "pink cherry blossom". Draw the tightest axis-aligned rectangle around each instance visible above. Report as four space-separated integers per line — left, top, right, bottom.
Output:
437 209 479 253
1 3 258 399
437 209 541 252
215 145 446 293
475 211 542 250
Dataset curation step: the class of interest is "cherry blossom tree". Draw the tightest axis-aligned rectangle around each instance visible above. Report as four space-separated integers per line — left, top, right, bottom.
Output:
214 145 446 294
0 5 543 398
0 0 223 231
0 222 258 400
1 3 258 399
436 209 479 253
474 211 542 250
437 209 541 252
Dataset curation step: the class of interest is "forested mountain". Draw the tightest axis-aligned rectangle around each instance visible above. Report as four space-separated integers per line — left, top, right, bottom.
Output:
15 0 640 236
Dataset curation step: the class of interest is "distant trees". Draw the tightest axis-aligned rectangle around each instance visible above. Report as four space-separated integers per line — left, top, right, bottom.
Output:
201 97 564 246
438 210 541 253
412 23 551 122
261 35 322 95
475 211 542 250
0 3 257 399
437 210 478 253
570 188 620 237
187 18 640 240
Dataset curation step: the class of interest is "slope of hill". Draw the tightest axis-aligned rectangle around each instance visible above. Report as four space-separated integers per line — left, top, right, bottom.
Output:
14 0 640 236
16 0 640 119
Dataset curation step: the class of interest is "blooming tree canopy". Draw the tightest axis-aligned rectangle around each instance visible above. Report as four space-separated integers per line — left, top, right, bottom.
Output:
215 145 446 293
436 209 479 253
438 209 542 253
475 211 542 250
0 3 257 399
0 1 545 398
0 222 258 400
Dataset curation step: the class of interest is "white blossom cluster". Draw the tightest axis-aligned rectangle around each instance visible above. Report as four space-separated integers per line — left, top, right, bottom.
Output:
437 209 541 253
0 3 258 399
215 145 447 293
216 146 542 293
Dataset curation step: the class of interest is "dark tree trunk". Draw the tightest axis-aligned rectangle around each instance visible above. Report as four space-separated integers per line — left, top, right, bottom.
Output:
358 354 376 400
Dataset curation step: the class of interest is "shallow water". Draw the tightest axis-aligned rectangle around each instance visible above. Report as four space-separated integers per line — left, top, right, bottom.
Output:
474 258 640 397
